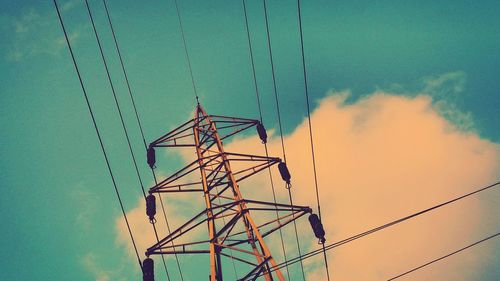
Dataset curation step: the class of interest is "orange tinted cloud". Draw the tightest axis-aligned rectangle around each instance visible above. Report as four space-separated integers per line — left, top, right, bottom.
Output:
117 91 499 280
225 92 499 280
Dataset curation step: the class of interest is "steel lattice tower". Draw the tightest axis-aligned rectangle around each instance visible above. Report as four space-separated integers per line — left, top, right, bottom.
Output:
144 104 312 280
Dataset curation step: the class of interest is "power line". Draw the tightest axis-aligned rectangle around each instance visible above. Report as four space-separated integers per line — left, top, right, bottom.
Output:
241 0 291 279
251 181 500 277
99 0 185 279
53 0 143 272
101 0 148 148
100 0 178 254
173 0 199 103
151 171 181 279
262 0 286 162
387 232 499 280
83 1 174 280
83 1 173 279
262 0 306 279
296 0 331 279
242 0 263 123
287 181 500 268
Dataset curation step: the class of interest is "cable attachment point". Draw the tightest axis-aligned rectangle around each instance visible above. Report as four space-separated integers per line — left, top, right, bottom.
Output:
146 194 156 224
278 162 291 184
142 257 155 281
256 121 268 144
309 213 326 244
147 145 156 169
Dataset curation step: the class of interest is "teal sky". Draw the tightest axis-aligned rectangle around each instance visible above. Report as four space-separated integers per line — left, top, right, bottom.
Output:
1 0 499 280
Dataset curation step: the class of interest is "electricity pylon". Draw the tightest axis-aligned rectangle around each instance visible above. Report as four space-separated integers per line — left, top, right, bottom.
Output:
144 104 313 281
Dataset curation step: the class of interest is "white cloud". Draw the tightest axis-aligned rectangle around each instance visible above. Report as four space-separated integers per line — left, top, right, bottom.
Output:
420 71 476 132
3 4 82 62
61 0 78 12
81 252 112 281
423 71 467 97
70 186 99 231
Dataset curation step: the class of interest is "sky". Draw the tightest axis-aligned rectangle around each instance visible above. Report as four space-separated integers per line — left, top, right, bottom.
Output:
1 0 499 280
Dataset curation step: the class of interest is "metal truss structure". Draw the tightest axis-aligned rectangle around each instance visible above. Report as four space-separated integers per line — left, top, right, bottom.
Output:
145 104 312 280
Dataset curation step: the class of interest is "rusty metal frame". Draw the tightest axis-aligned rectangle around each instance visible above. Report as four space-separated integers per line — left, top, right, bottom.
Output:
146 105 312 280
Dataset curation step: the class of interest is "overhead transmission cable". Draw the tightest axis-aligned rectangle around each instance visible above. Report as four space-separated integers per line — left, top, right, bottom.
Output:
173 0 199 103
101 0 147 148
250 181 500 278
241 0 291 279
99 0 185 280
83 1 174 279
262 0 306 279
388 232 499 280
296 0 331 280
53 0 143 272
